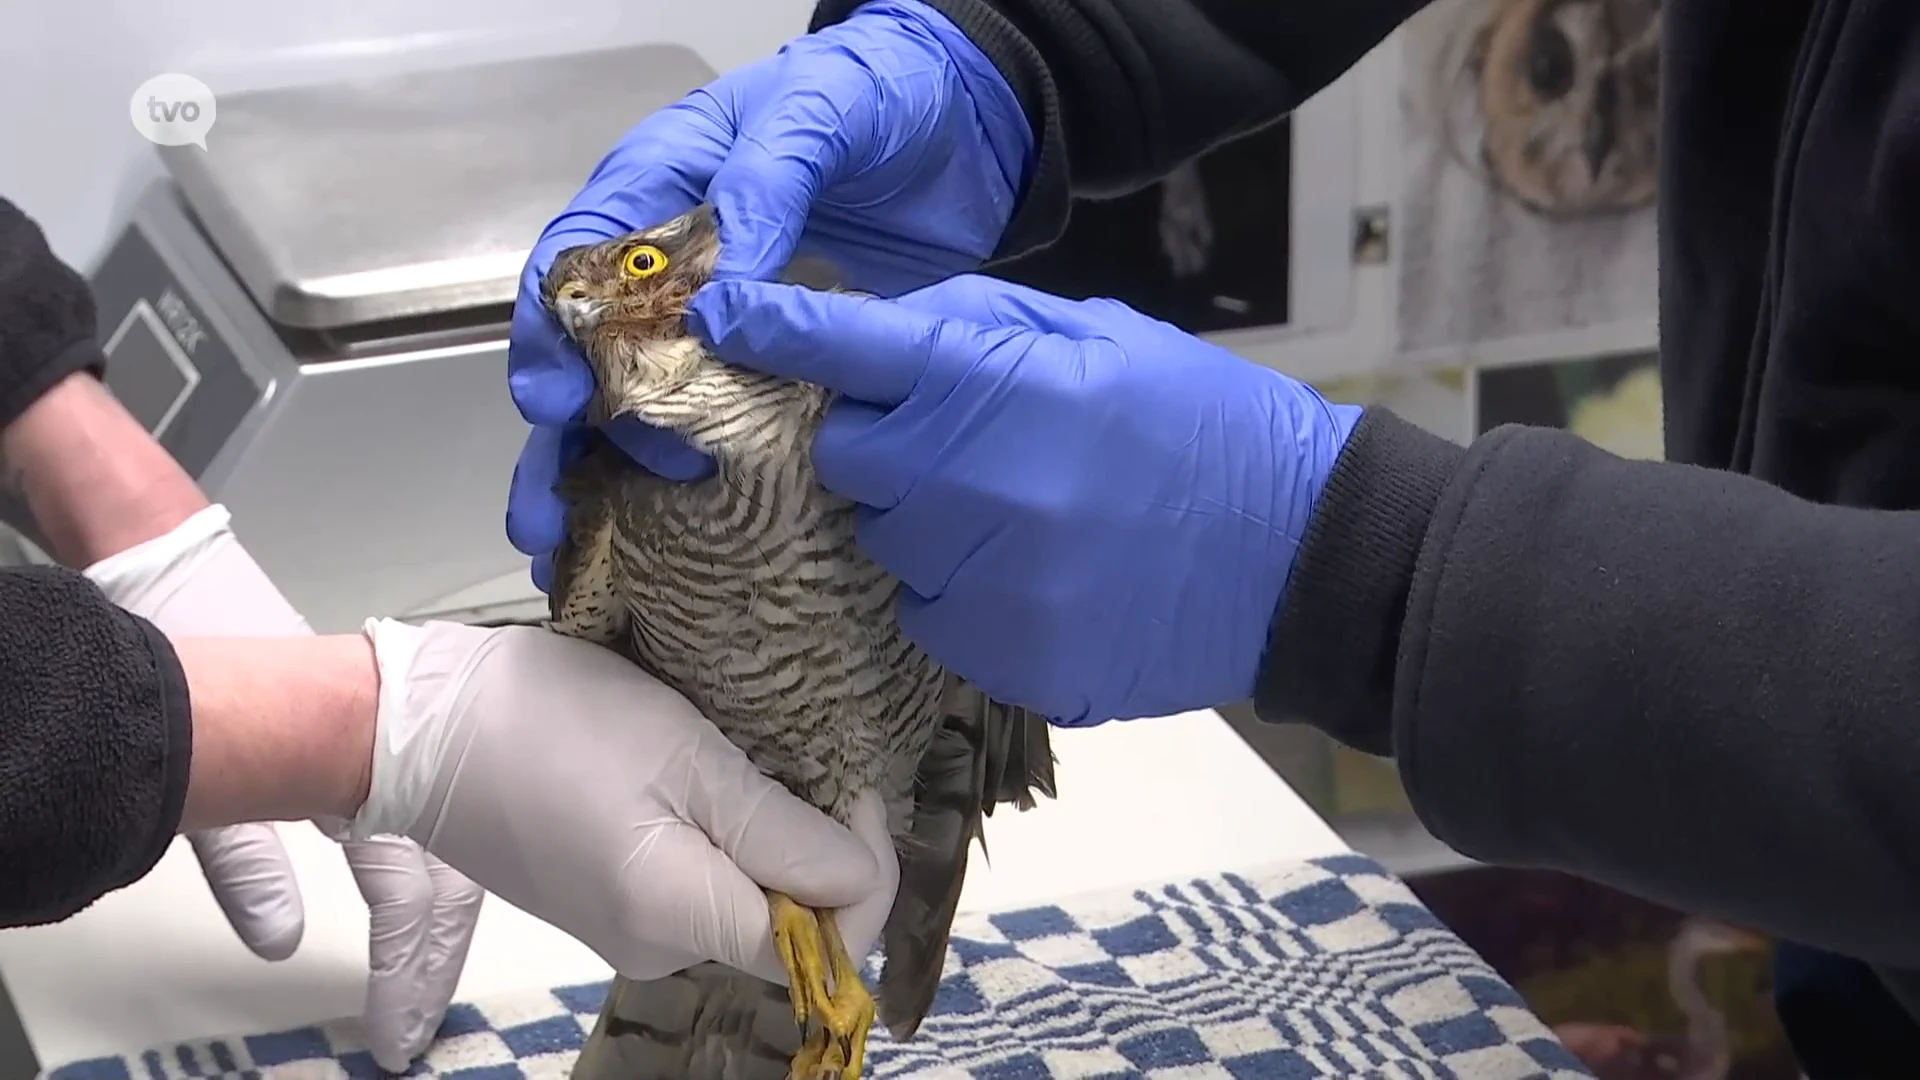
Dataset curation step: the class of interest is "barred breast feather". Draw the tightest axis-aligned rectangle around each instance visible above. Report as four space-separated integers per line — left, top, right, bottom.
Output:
550 359 1056 1080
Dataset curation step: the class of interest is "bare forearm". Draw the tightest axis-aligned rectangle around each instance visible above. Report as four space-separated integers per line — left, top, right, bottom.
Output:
0 202 380 922
0 600 382 922
0 373 375 827
0 373 206 564
172 634 379 830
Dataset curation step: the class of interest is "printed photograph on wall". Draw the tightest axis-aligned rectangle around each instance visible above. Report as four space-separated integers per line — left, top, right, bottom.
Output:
984 120 1293 336
1409 867 1801 1080
1475 349 1663 458
1395 0 1663 358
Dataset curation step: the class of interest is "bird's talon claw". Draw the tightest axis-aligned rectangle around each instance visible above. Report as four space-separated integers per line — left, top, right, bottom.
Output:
768 893 875 1080
771 892 823 1027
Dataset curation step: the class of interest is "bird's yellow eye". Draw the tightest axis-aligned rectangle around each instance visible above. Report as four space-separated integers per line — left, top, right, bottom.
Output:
623 244 668 278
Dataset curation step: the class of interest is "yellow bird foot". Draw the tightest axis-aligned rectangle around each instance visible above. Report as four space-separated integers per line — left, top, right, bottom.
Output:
768 892 876 1080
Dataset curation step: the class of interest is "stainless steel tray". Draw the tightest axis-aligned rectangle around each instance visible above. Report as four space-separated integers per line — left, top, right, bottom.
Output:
162 44 717 330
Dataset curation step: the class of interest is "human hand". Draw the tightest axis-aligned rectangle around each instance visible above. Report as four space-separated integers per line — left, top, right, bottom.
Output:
685 275 1364 726
505 0 1031 592
84 507 484 1072
352 619 899 986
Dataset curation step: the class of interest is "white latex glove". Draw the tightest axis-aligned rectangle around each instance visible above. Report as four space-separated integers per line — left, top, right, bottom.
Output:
353 617 900 986
85 506 485 1071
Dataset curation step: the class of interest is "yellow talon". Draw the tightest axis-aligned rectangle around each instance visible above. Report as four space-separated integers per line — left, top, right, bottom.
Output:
819 910 876 1080
770 892 823 1027
766 893 877 1080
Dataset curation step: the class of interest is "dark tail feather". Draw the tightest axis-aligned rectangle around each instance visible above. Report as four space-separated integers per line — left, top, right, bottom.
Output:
986 701 1057 814
572 967 799 1080
877 680 1057 1040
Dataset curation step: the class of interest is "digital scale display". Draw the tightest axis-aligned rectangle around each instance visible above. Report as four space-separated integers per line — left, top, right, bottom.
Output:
101 297 200 438
86 225 262 480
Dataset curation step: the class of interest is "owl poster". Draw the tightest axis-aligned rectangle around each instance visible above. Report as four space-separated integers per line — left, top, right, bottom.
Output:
1395 0 1662 361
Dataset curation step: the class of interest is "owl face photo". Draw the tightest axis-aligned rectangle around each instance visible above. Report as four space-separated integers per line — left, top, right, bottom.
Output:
540 204 723 412
1395 0 1664 354
1474 0 1661 216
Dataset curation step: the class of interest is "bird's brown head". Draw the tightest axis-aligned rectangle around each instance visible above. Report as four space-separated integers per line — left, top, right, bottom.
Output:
540 204 724 418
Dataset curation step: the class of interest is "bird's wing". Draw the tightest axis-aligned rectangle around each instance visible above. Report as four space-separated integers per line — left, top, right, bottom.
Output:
547 434 656 646
877 678 1057 1039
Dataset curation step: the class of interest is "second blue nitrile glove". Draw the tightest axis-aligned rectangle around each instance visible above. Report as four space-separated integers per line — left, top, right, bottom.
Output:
686 275 1364 727
505 0 1032 591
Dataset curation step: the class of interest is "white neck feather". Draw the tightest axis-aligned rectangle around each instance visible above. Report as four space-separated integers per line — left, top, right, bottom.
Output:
614 357 826 471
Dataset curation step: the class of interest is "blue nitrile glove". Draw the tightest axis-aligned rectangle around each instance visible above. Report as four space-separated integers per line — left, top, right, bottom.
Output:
684 275 1364 726
506 0 1032 592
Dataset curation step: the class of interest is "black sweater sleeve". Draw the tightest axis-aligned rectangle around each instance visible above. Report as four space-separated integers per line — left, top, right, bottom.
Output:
0 201 105 431
0 197 191 924
1264 410 1920 970
796 0 1920 967
0 565 192 926
811 0 1433 256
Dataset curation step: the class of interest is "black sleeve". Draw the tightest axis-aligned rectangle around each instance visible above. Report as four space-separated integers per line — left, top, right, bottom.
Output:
810 0 1434 255
0 565 192 926
1262 409 1920 969
0 199 105 429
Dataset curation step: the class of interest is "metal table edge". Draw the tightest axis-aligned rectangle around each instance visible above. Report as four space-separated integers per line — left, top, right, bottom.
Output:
0 971 38 1080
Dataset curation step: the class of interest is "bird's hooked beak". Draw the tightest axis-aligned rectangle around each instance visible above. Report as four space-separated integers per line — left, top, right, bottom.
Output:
551 285 606 343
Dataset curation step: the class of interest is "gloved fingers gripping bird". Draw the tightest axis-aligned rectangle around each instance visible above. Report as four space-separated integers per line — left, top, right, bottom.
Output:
537 203 1058 1080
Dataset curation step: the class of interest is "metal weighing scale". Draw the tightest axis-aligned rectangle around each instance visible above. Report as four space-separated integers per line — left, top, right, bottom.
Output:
75 43 717 631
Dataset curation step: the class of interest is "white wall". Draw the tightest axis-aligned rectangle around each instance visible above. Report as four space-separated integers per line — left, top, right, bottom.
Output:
0 0 818 270
1266 44 1405 385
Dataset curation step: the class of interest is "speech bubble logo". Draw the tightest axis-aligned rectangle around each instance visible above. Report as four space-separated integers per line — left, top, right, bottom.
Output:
129 73 217 150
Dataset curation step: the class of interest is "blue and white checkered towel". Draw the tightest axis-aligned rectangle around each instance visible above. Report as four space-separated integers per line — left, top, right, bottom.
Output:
46 854 1593 1079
